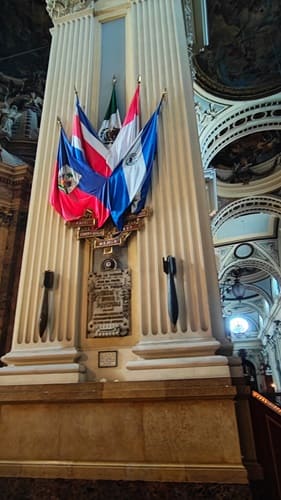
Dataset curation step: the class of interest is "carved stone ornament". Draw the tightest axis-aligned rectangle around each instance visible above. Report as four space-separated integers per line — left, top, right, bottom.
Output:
46 0 96 20
181 0 196 79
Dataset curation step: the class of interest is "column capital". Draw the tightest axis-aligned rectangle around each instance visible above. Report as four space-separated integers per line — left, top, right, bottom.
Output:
46 0 96 21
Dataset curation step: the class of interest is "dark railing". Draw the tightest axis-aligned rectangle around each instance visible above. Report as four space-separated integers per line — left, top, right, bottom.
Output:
250 391 281 500
261 392 281 410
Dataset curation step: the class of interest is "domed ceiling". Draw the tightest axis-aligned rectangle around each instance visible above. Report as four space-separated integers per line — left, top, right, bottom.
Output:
194 0 281 100
194 2 281 349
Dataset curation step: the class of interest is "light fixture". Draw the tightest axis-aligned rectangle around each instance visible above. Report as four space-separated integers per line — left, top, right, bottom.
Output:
230 269 246 302
232 277 246 301
220 268 247 305
230 317 249 334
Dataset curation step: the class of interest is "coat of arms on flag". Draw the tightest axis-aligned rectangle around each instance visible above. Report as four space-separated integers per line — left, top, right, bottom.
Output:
58 164 81 194
98 76 121 145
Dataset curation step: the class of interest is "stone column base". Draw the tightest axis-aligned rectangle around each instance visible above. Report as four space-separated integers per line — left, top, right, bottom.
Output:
127 339 231 381
0 347 86 384
126 355 231 381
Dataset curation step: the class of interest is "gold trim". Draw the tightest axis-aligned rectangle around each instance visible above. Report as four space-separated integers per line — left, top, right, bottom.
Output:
67 207 152 248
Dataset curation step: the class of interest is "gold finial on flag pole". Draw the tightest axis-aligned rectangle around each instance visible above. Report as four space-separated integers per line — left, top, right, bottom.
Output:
137 74 141 84
160 88 168 104
57 116 62 127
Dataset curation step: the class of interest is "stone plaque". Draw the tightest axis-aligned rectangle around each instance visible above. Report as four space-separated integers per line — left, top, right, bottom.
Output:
87 259 131 338
98 351 118 368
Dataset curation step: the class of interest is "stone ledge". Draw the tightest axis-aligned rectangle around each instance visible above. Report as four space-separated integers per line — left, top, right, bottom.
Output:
0 378 235 403
0 461 248 484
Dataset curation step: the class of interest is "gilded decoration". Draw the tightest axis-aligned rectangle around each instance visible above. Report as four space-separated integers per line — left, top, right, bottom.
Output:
67 207 152 249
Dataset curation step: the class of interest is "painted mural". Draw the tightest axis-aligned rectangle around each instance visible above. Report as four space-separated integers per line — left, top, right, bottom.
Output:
211 130 281 184
194 0 281 99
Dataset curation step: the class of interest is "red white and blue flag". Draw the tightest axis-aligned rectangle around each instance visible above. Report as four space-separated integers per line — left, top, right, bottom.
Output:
109 100 161 229
72 85 140 177
50 126 110 227
72 97 111 177
51 87 161 230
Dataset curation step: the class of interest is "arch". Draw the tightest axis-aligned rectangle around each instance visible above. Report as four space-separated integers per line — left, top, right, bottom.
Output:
200 95 281 169
219 257 281 284
212 195 281 236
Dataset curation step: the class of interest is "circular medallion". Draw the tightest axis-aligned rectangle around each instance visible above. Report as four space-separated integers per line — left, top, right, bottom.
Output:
102 258 118 271
234 244 254 259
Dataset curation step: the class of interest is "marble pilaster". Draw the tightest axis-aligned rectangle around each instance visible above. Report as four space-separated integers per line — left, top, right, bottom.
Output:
0 2 100 383
0 0 230 383
124 0 229 379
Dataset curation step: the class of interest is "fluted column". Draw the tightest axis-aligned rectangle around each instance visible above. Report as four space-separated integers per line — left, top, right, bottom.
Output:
0 0 229 384
126 0 229 379
0 1 99 383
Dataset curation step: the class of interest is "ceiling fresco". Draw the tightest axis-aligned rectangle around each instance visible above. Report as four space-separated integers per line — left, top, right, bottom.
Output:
211 130 281 184
0 0 51 79
194 0 281 100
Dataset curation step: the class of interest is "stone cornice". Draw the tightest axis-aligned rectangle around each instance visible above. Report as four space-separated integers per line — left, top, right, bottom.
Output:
46 0 97 21
0 379 235 403
0 164 32 185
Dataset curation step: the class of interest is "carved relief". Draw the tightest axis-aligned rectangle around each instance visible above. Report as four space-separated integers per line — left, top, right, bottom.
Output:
0 72 44 159
182 0 195 79
194 99 222 133
46 0 96 20
258 241 279 267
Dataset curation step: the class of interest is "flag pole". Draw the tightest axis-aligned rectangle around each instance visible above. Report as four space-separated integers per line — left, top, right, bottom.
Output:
160 88 168 105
